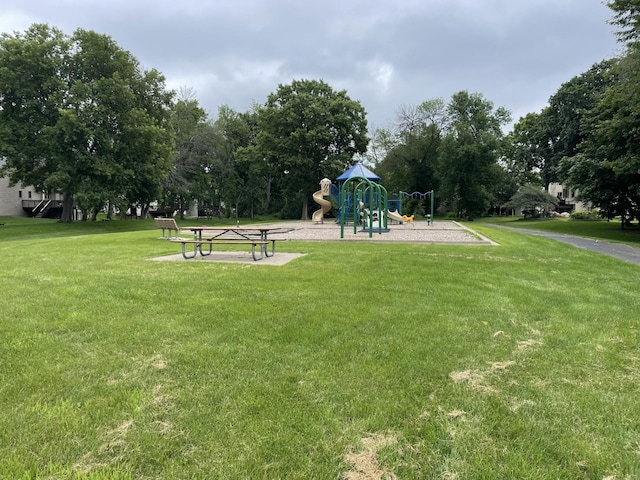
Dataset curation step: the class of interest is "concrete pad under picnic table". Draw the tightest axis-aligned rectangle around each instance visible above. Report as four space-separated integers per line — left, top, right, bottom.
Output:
151 251 306 265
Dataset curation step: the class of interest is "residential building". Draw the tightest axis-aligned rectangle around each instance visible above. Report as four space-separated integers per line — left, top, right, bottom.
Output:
548 182 591 213
0 160 63 217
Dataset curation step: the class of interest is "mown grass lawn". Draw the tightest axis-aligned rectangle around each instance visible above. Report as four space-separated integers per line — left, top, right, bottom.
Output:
1 217 639 479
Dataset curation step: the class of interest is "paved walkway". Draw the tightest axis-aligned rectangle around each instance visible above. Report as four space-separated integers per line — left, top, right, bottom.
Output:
485 224 640 266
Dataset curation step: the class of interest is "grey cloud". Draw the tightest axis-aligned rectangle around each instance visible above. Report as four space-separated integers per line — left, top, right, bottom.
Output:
0 0 620 129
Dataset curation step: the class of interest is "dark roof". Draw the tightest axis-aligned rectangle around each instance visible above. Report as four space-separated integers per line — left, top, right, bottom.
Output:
336 163 381 181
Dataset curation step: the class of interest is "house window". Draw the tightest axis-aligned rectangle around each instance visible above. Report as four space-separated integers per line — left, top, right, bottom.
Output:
18 190 22 198
28 191 32 199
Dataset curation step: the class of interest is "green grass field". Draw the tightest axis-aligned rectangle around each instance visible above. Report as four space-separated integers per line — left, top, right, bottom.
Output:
1 216 639 479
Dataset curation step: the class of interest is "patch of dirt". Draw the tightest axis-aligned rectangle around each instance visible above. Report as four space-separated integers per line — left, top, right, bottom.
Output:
152 384 169 406
448 370 497 394
449 370 481 383
343 433 398 480
150 353 168 370
509 399 536 413
516 339 543 351
491 361 516 370
446 409 467 419
100 419 133 453
72 453 107 476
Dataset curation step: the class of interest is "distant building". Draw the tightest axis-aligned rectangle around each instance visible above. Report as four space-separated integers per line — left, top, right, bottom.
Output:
0 177 37 217
548 183 591 213
0 159 63 217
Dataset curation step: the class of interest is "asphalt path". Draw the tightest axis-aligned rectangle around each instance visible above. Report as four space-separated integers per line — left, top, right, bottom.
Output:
485 224 640 266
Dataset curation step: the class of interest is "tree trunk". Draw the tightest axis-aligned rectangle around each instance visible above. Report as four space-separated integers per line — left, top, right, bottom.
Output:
106 200 113 220
300 195 309 220
59 193 75 223
264 175 272 212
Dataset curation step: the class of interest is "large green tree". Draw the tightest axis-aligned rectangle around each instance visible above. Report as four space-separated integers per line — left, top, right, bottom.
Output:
562 50 640 224
558 2 640 225
256 79 369 219
210 105 257 218
438 91 510 219
163 92 211 218
545 60 617 184
376 99 445 196
503 60 617 192
0 24 174 221
235 104 281 217
502 111 549 187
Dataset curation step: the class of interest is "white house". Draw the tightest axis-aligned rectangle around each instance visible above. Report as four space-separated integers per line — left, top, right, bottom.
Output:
547 183 591 213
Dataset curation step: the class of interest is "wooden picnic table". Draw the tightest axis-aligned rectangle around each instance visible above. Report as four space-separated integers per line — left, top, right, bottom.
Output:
172 226 291 260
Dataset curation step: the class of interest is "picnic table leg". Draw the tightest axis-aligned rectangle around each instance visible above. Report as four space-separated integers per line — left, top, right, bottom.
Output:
251 243 264 261
264 239 276 257
259 232 274 258
198 242 213 257
181 242 198 259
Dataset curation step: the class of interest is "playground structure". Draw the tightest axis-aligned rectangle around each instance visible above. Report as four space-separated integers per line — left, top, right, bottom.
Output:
310 163 435 238
340 175 388 238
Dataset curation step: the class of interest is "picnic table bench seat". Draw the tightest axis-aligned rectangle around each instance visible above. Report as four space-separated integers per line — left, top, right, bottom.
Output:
155 217 179 239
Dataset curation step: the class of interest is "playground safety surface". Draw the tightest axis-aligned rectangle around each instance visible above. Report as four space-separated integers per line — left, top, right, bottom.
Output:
271 220 497 245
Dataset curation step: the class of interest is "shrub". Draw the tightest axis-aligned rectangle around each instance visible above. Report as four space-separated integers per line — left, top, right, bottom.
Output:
570 209 601 221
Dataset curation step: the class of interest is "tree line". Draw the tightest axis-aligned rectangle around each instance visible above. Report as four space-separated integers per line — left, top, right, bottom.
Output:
368 1 640 223
1 0 639 223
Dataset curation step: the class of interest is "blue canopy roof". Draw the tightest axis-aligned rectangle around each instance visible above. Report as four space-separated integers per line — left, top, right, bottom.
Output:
336 163 381 181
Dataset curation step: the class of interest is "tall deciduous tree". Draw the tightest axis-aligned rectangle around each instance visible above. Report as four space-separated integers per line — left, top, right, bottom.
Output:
562 50 640 224
164 93 211 218
545 59 617 185
558 2 640 226
376 101 445 197
358 127 399 166
211 105 255 218
503 60 617 192
256 79 369 219
502 111 549 187
438 91 510 219
0 24 174 222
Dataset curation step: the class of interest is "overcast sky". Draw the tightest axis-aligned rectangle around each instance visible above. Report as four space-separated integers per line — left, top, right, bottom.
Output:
1 0 622 132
